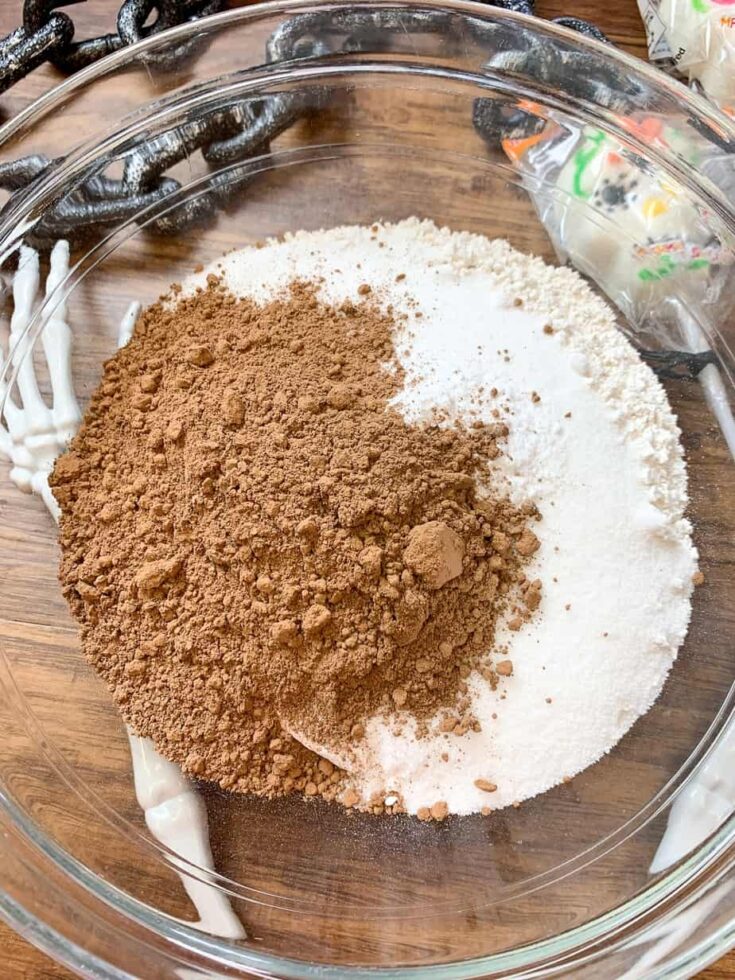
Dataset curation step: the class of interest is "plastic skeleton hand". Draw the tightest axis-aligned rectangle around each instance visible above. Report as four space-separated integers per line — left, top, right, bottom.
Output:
0 245 244 940
0 241 80 520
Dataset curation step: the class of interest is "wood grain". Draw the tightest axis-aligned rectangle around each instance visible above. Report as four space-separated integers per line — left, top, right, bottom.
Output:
0 0 733 977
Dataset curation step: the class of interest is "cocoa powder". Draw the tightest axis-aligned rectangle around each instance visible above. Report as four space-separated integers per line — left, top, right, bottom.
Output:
50 277 541 805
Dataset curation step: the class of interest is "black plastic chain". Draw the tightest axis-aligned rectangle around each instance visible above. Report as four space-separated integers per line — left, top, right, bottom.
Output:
0 0 606 244
0 10 72 94
0 0 228 90
639 349 720 381
0 88 329 239
0 0 604 97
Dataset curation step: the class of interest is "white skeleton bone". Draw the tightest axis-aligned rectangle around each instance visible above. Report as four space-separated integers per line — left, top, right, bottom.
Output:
0 242 244 940
118 300 141 348
0 242 80 520
128 732 245 939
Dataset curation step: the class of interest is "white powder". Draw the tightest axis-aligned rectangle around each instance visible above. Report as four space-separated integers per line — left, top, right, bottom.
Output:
184 218 697 815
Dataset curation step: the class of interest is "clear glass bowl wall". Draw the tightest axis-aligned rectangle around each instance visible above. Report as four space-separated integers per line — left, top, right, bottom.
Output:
0 2 734 977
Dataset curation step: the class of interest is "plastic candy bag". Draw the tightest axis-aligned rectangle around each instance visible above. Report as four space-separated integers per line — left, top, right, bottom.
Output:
476 99 735 361
637 0 735 115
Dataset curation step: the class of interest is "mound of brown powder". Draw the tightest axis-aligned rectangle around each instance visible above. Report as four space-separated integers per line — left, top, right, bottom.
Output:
50 277 541 804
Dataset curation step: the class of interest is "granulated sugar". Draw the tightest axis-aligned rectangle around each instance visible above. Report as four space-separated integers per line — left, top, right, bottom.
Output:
182 218 697 815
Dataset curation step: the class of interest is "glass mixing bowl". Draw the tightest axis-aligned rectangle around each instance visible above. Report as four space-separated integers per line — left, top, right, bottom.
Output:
0 2 734 976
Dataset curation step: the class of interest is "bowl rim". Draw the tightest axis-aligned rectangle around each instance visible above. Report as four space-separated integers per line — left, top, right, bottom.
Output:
0 1 734 977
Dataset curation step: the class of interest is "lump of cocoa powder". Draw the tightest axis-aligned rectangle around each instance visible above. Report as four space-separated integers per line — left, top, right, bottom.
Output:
135 557 182 594
50 277 541 805
403 521 465 589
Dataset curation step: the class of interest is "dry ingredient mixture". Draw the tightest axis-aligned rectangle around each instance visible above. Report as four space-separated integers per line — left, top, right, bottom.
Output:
51 219 698 818
51 275 541 808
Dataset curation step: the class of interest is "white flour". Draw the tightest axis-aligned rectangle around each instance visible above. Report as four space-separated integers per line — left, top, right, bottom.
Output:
185 218 697 816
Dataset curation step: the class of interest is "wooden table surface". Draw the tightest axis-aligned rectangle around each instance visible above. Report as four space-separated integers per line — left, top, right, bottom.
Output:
0 0 732 977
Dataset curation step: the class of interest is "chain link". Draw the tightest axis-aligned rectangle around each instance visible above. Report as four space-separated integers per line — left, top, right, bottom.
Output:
0 85 330 239
0 0 229 87
22 0 120 73
638 349 721 380
0 11 72 94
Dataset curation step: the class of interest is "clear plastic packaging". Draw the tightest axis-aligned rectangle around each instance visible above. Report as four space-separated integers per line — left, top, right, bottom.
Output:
481 102 735 360
637 0 735 115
